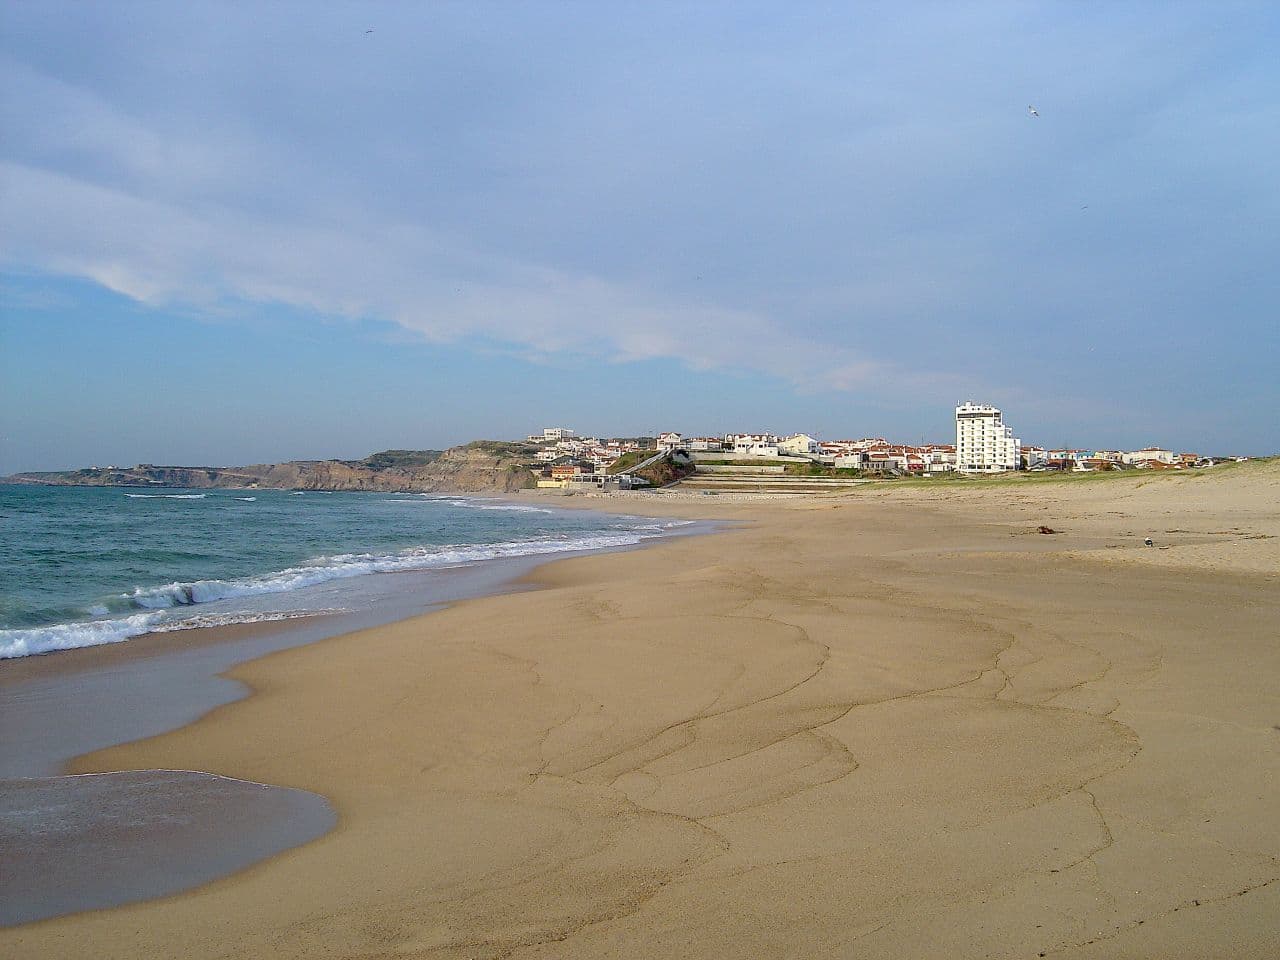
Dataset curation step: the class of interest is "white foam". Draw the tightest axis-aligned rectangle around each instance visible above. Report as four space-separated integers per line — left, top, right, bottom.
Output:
0 611 169 658
127 532 653 611
468 502 553 513
0 608 351 660
233 497 256 502
397 496 554 514
1 530 663 659
148 609 348 632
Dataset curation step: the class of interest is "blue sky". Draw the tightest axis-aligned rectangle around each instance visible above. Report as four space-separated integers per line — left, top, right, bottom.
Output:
2 1 1277 472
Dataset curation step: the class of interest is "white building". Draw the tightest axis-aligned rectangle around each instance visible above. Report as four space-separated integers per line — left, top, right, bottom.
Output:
685 437 724 452
865 450 909 473
540 427 576 442
726 433 780 457
655 432 684 453
924 446 957 473
778 434 820 457
955 402 1021 473
1122 447 1176 465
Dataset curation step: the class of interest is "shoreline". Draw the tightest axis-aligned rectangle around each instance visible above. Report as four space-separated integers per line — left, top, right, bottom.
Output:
0 509 724 926
3 466 1277 957
1 553 560 777
1 502 722 770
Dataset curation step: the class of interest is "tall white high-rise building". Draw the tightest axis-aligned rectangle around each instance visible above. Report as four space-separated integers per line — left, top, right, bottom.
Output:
955 402 1021 473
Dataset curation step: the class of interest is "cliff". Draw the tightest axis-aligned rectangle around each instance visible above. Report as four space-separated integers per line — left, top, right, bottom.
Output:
3 444 542 494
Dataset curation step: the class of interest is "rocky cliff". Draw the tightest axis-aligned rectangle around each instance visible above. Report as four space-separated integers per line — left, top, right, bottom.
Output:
4 444 541 494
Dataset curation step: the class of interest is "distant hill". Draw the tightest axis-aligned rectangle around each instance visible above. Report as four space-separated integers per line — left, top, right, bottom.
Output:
3 443 544 494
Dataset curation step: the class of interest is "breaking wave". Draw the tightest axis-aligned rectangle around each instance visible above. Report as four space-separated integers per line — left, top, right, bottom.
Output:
125 533 651 609
410 496 555 514
0 530 666 659
0 609 347 660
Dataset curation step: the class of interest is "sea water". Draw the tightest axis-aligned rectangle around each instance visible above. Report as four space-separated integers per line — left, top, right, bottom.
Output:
0 485 685 659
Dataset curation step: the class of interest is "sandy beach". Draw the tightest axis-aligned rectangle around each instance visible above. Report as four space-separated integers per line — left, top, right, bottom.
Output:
3 462 1278 959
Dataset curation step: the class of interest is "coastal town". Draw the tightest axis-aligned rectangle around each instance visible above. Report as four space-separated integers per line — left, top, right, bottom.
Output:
528 401 1233 490
7 401 1243 499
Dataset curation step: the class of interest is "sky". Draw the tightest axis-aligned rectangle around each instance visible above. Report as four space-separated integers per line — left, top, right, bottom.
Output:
2 1 1277 472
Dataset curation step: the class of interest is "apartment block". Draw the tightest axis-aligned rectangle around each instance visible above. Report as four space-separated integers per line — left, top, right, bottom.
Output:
955 402 1021 473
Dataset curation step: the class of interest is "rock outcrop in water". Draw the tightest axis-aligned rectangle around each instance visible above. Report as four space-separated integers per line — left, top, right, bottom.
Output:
3 444 542 494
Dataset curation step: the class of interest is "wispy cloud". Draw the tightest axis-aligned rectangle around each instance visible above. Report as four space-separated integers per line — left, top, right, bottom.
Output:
3 1 1278 457
0 158 889 390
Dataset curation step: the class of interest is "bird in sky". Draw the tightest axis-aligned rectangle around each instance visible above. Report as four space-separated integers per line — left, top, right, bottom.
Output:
364 29 373 35
1027 105 1040 117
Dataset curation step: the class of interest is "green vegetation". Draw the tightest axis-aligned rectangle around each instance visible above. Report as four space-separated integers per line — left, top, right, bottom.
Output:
463 440 541 459
607 450 649 473
356 449 444 471
693 457 798 467
634 455 695 487
783 463 862 478
881 459 1267 490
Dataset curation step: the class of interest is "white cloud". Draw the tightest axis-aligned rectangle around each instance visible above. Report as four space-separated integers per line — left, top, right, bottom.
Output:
0 159 888 389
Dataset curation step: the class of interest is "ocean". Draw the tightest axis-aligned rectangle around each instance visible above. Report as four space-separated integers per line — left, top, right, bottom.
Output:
0 484 686 660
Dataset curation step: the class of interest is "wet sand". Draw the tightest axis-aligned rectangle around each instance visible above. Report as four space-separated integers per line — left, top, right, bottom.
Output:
0 553 574 777
0 532 717 925
2 462 1277 958
0 771 335 926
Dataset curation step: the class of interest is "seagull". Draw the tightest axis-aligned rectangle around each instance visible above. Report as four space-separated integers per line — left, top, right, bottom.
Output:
1027 105 1040 117
364 28 373 34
